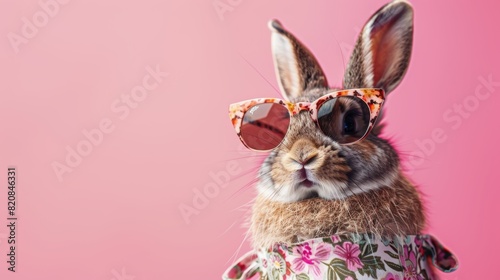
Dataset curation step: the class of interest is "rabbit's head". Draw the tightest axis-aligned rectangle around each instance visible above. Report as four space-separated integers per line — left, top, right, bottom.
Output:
258 0 414 203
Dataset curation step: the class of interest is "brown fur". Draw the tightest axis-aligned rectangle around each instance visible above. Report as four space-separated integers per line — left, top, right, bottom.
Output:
270 138 351 189
250 1 422 251
250 173 425 249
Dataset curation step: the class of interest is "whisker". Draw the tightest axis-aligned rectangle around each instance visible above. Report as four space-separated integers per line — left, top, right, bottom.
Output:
229 199 255 213
218 220 239 238
210 154 268 165
222 198 256 265
226 228 252 267
331 33 347 86
238 53 281 95
229 165 261 181
266 182 283 202
227 177 261 200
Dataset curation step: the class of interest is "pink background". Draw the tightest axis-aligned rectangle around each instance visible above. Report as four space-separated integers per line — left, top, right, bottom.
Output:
0 0 498 279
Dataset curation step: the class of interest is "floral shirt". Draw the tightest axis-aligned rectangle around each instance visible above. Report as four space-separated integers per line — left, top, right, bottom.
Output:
223 234 458 280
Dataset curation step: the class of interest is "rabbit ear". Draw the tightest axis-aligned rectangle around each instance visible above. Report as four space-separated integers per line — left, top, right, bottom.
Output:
343 0 413 94
269 20 328 100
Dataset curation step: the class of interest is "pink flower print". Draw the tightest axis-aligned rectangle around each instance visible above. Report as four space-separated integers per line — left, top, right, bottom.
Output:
383 272 402 280
291 241 331 276
413 236 425 256
399 245 424 280
261 258 268 269
333 242 363 271
269 252 288 278
331 235 341 243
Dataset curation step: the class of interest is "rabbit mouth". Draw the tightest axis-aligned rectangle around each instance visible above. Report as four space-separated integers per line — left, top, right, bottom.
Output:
301 179 314 188
296 168 315 188
294 181 320 200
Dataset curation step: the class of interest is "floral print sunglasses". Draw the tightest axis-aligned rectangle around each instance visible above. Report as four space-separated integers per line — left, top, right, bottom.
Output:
229 88 385 151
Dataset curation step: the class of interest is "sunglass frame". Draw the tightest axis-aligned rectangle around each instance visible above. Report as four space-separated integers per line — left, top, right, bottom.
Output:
229 88 386 151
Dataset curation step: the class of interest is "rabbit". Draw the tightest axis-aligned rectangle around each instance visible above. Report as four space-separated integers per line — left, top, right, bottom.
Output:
248 0 426 250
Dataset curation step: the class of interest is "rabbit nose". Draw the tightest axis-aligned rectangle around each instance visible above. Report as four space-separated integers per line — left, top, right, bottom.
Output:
285 139 322 170
291 154 318 166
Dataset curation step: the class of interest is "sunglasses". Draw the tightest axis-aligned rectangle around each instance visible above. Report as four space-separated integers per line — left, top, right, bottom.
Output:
229 88 385 151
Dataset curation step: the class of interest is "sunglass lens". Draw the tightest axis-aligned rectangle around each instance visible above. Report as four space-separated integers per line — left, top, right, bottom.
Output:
240 103 290 150
317 96 371 144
